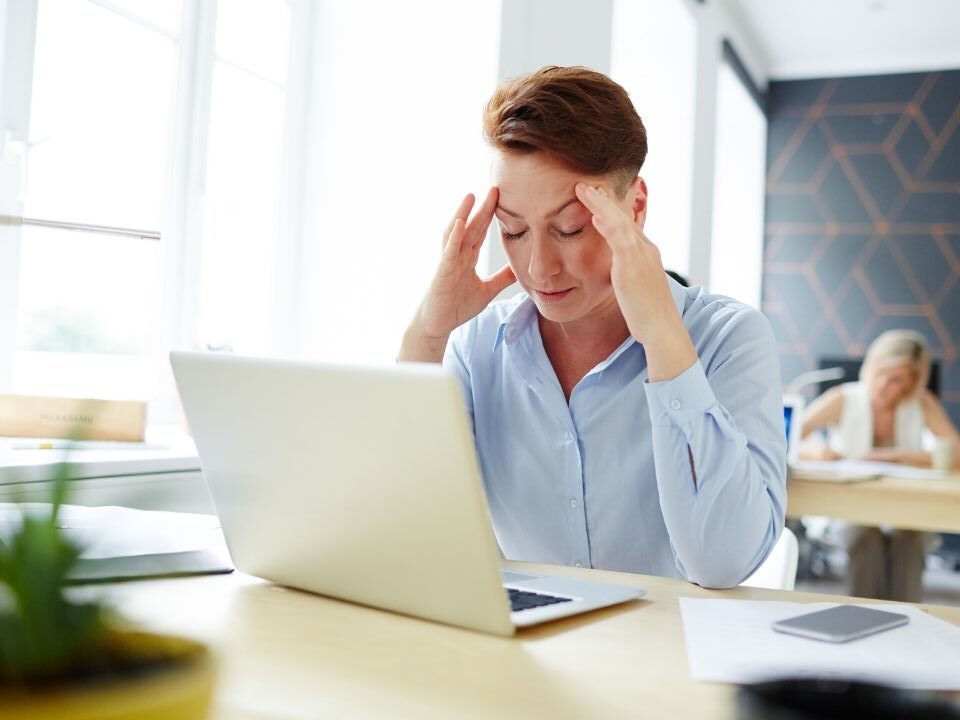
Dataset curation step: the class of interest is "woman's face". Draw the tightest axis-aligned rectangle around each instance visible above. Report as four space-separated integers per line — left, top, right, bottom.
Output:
492 151 639 326
871 362 920 408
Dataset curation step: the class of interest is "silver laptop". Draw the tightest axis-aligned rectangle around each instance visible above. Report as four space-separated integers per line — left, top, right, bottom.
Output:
171 351 643 636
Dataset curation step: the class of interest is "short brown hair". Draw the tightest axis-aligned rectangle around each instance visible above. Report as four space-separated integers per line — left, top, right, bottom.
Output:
482 66 647 196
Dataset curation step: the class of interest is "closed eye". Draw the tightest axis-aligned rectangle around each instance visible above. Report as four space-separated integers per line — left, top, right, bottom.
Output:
500 227 584 241
501 228 527 241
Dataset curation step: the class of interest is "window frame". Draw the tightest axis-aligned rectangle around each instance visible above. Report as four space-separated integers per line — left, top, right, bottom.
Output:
0 0 310 425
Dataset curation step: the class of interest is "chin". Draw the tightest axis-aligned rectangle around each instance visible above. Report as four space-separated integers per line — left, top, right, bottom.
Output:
531 302 582 323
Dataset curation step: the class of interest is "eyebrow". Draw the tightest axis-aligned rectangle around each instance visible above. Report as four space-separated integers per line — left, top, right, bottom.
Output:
496 197 580 221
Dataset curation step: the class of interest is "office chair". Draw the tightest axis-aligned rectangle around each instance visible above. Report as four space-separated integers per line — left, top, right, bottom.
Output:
742 527 799 591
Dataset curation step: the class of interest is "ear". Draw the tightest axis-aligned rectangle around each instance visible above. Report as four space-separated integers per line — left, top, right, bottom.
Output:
629 177 648 228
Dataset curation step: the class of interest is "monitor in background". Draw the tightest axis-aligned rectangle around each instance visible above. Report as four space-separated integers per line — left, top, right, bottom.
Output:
782 394 804 464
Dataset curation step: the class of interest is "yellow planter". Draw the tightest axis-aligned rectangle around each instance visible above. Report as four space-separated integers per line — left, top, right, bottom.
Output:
0 631 215 720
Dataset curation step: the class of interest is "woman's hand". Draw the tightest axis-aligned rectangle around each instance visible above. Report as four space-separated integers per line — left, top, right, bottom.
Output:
798 442 842 462
399 188 516 362
861 447 932 467
574 182 696 382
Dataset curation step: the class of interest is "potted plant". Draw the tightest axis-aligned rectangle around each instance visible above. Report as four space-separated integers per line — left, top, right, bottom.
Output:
0 460 216 719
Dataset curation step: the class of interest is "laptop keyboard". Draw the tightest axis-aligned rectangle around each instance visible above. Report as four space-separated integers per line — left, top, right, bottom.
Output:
507 587 573 612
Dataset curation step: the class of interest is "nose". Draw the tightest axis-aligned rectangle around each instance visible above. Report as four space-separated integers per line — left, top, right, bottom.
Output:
527 232 561 282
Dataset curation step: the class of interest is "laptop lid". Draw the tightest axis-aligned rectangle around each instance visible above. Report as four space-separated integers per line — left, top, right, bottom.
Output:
171 351 517 635
172 351 643 634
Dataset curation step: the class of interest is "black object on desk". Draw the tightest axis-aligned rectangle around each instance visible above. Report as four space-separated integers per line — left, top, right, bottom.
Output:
738 678 960 720
0 503 234 584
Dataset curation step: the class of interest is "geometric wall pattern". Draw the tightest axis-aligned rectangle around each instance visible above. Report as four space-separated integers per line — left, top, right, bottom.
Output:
762 69 960 425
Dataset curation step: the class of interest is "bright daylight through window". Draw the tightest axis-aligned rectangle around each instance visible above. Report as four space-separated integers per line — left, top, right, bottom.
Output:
2 0 295 423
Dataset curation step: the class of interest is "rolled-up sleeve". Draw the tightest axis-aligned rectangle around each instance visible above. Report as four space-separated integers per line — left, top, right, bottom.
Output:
644 308 787 588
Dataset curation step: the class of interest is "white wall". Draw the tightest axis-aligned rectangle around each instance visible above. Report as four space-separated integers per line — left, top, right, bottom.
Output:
487 0 614 280
709 60 766 307
682 0 769 288
611 0 696 277
297 0 501 363
498 0 613 77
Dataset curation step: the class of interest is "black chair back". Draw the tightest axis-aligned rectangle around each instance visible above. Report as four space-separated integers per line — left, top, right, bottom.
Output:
817 357 940 397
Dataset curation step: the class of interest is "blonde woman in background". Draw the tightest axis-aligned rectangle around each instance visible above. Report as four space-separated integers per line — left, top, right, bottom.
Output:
800 330 960 601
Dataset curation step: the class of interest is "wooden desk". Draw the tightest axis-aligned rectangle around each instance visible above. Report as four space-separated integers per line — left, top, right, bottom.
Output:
76 562 960 719
787 473 960 533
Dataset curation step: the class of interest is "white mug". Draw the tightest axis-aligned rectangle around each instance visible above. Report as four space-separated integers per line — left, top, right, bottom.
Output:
931 437 955 472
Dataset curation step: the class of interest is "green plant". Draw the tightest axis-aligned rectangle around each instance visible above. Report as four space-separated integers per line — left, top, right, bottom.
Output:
0 460 108 683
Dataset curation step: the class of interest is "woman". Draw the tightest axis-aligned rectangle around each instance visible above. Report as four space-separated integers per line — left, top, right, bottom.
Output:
800 329 959 601
398 66 786 588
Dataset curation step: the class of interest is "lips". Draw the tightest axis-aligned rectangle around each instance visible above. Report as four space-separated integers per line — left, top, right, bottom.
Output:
534 288 573 303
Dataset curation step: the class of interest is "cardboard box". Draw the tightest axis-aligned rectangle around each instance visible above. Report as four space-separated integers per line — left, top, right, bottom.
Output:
0 394 146 441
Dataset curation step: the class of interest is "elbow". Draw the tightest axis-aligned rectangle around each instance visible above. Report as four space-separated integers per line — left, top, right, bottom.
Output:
684 558 754 589
682 533 777 589
688 574 744 591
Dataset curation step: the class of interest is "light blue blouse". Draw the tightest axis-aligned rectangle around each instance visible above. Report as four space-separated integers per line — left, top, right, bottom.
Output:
443 278 787 588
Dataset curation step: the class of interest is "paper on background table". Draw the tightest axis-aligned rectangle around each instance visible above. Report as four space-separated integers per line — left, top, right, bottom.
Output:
0 503 226 559
680 598 960 689
790 459 947 482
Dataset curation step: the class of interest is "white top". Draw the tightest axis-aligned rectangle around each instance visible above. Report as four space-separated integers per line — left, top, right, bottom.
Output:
830 381 924 459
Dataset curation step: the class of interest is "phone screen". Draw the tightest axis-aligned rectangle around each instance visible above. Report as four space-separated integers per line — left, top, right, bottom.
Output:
772 605 909 643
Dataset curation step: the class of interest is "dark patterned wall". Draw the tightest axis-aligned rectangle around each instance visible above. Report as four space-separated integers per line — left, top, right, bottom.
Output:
762 70 960 424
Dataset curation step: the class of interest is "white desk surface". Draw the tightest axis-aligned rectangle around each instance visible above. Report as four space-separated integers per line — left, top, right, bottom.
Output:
74 560 960 720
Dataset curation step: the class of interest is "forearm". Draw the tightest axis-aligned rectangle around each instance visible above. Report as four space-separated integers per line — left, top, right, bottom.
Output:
863 448 933 467
904 451 933 468
644 341 787 588
652 416 783 588
398 319 449 363
636 309 699 383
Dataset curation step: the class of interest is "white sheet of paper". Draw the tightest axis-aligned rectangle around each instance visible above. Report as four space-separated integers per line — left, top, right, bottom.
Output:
680 598 960 689
0 503 225 558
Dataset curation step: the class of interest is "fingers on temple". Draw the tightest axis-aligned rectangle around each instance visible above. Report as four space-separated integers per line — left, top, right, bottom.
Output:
444 194 476 248
574 183 614 220
575 183 625 239
467 187 499 247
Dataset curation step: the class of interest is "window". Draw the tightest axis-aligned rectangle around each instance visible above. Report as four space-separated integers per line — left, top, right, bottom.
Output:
12 0 180 400
709 55 767 308
0 0 501 423
1 0 297 422
196 0 292 355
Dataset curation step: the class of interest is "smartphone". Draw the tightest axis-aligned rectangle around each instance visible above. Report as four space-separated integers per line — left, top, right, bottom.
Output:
772 605 909 643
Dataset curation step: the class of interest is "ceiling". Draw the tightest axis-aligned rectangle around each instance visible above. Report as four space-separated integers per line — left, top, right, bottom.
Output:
727 0 960 82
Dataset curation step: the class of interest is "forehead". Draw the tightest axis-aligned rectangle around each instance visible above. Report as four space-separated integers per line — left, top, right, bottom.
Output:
493 152 595 217
875 362 916 377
